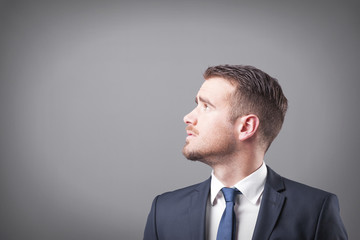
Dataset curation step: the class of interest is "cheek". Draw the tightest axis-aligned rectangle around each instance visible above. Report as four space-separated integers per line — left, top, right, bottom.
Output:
197 111 233 132
202 118 234 136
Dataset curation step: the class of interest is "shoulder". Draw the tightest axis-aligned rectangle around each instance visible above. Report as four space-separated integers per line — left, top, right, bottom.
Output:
283 176 337 204
266 166 338 207
265 167 348 238
148 178 210 220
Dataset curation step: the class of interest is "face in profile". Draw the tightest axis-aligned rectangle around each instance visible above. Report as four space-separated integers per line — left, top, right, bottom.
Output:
182 77 238 165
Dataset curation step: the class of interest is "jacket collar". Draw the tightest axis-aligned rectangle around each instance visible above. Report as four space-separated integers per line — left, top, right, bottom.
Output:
252 166 286 240
186 166 286 240
188 177 211 240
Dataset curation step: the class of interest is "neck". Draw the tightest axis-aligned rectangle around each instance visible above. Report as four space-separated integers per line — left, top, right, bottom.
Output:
211 150 264 187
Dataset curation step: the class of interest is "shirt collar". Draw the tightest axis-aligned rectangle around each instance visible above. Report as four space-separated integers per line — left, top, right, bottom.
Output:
210 162 267 205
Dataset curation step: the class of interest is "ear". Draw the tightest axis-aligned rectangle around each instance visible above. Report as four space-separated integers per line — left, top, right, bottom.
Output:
236 114 260 141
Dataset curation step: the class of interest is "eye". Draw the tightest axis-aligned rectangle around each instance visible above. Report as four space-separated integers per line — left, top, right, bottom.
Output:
202 104 210 111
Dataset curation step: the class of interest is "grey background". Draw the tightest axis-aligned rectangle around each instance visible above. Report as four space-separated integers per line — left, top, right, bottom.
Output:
0 0 359 239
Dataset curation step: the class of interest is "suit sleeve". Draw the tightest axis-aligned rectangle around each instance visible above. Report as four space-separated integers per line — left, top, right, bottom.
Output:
314 194 348 240
143 196 159 240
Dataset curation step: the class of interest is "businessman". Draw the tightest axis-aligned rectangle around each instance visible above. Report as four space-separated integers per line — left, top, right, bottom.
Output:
144 65 347 240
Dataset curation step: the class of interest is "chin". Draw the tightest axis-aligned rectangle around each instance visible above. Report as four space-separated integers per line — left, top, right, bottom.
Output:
183 146 199 161
182 147 206 162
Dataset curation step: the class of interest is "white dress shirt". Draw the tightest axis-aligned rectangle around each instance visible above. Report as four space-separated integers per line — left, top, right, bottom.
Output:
205 162 267 240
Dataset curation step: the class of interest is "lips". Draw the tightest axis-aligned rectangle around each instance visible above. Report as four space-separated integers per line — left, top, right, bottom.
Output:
186 126 199 136
187 131 195 136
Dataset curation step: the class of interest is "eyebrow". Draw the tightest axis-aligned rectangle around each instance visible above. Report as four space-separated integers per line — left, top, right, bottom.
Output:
195 96 216 109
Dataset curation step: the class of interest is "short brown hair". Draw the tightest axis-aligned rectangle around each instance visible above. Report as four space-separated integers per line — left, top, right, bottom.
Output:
204 65 288 149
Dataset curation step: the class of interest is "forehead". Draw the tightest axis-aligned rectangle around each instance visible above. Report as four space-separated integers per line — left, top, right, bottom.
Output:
198 77 235 101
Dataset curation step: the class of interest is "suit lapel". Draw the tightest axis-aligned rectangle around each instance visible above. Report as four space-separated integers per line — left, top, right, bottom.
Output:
188 178 211 240
252 167 286 240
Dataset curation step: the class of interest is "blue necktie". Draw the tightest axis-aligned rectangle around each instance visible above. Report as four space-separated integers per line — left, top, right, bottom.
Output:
216 187 239 240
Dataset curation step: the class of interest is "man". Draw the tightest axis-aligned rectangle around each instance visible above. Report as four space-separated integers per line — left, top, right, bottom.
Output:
143 65 347 240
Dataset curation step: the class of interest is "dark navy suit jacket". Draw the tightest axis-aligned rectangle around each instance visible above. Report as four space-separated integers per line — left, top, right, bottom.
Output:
144 166 347 240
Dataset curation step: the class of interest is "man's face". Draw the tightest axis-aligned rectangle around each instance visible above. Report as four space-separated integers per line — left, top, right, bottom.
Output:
182 77 238 165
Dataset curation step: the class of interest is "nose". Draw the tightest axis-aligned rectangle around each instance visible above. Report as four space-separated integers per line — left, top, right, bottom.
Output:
183 108 197 125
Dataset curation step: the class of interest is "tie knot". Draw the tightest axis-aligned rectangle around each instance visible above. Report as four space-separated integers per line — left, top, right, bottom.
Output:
221 187 239 202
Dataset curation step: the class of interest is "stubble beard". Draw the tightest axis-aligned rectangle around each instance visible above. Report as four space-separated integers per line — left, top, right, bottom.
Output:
182 133 237 166
182 141 204 161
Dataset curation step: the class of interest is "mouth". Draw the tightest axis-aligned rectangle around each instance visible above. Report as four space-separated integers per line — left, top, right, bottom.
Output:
186 131 195 136
186 126 199 137
186 130 197 143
